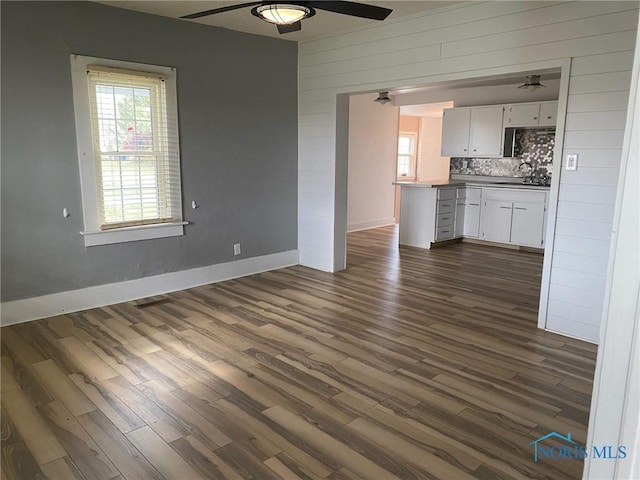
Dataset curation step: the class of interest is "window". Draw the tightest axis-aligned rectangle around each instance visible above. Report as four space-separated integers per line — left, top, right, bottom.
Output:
71 55 184 246
397 132 417 180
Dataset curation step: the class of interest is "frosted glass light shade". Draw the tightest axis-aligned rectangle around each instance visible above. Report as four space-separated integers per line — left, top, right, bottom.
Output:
254 4 313 24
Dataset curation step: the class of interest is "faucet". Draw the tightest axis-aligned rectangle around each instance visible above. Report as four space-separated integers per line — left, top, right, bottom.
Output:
518 161 534 184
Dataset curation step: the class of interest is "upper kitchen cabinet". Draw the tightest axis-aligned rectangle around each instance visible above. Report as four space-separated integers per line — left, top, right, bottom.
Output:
441 107 471 157
469 106 504 157
539 101 558 126
441 105 503 157
504 103 540 126
504 101 558 127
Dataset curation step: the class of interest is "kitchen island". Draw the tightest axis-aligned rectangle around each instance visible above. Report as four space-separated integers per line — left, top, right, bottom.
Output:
394 178 550 249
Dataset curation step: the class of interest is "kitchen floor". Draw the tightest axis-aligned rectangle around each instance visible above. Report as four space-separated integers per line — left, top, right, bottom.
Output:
1 225 596 480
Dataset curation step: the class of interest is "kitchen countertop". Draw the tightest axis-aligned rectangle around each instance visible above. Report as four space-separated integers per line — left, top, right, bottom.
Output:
393 178 550 190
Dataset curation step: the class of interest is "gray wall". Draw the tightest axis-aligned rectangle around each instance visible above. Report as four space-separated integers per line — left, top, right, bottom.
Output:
1 1 298 301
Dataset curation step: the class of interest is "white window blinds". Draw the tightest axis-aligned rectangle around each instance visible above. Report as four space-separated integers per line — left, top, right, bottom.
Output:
87 66 181 230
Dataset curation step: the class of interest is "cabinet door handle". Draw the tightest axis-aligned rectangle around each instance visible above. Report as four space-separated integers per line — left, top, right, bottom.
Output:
500 206 512 209
441 217 451 221
533 116 538 120
547 116 552 119
514 207 527 210
441 203 452 207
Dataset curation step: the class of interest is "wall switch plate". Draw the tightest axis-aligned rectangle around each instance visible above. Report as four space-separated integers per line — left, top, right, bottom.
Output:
233 243 241 255
566 153 578 171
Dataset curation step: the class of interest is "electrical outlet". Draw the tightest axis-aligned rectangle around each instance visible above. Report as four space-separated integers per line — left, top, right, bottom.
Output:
233 243 241 256
566 153 578 171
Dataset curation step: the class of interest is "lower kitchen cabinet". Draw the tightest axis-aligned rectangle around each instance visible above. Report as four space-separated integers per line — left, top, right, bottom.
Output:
461 187 481 238
463 204 481 238
436 188 456 241
480 188 547 247
481 200 513 243
396 184 547 250
511 202 546 246
455 203 465 237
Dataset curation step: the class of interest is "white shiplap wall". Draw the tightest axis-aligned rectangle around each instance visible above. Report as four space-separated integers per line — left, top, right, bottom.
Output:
298 1 639 343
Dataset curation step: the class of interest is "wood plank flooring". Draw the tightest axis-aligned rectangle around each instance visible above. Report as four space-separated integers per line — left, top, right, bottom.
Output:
1 225 597 480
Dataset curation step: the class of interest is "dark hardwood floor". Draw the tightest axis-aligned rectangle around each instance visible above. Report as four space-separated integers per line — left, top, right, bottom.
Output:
1 225 597 480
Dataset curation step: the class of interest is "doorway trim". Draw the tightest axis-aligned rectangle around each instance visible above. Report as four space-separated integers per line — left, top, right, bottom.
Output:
333 58 573 334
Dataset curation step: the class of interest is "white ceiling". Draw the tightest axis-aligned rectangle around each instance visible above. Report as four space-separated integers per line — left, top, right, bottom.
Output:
400 101 453 118
97 1 456 42
391 71 561 117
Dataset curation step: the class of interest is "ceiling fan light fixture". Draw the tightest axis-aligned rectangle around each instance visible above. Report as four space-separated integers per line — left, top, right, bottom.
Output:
518 74 546 90
374 91 391 105
252 4 315 25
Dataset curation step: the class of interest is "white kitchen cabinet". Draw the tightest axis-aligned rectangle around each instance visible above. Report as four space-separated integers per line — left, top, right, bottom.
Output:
539 101 558 126
469 106 504 157
481 200 513 243
480 188 547 247
454 187 466 238
442 106 503 157
455 186 481 238
462 187 482 238
441 108 471 157
398 186 438 249
397 185 547 250
464 205 481 238
455 204 465 237
504 103 540 126
397 186 456 248
505 101 558 127
435 188 456 241
510 202 546 247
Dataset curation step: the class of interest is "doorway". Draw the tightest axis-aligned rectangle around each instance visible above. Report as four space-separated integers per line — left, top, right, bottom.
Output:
337 60 571 335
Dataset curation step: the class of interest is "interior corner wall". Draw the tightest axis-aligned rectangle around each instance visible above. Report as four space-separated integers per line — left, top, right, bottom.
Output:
417 117 449 182
0 1 298 302
399 116 420 134
297 1 639 342
346 94 399 232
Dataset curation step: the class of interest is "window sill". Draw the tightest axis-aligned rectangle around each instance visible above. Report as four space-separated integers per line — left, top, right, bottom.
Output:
80 221 188 247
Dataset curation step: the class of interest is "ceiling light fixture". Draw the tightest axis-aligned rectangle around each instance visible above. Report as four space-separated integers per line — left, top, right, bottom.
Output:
518 75 546 90
374 92 392 105
251 4 315 25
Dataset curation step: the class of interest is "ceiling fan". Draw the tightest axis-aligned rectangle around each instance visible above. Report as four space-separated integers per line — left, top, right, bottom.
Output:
181 1 393 34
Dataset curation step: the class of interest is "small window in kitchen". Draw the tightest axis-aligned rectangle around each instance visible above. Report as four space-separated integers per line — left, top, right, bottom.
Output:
397 132 417 180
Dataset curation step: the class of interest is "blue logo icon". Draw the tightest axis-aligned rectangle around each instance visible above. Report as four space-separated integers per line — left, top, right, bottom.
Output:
528 431 578 462
528 432 627 462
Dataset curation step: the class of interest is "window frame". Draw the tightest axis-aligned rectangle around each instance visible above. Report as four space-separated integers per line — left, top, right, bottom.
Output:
396 132 418 180
70 55 185 247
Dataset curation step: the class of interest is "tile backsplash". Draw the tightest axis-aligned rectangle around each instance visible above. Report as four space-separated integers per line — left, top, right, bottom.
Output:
450 129 555 178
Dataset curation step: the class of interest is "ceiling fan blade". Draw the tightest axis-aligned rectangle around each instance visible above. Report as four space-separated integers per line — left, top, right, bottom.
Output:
277 21 302 34
181 2 261 19
308 1 392 20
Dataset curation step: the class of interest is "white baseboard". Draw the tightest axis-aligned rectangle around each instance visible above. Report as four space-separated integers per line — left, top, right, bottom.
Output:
545 328 599 345
298 254 334 273
1 250 299 327
347 217 396 233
